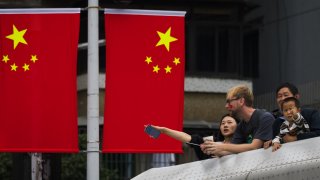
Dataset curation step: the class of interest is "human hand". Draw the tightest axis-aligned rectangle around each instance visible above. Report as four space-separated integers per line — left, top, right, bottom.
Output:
148 125 164 133
272 142 281 152
144 125 161 139
200 141 223 156
263 140 272 149
283 134 297 142
200 141 214 155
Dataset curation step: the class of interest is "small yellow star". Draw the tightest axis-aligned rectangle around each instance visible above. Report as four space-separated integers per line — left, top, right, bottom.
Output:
156 27 177 52
2 55 10 63
10 63 18 71
6 24 28 49
173 57 180 65
145 56 152 64
30 55 38 63
164 65 172 74
153 65 160 73
22 63 30 71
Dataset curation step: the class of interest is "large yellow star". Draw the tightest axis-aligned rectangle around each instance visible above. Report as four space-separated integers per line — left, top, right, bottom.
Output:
6 24 28 50
156 27 177 52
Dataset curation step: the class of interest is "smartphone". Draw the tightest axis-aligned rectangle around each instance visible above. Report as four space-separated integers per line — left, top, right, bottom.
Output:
144 125 161 139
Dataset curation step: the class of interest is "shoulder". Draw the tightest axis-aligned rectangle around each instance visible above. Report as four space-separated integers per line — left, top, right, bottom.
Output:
252 109 275 126
255 109 274 119
301 107 320 123
301 107 318 115
272 109 282 118
275 116 285 123
301 107 319 118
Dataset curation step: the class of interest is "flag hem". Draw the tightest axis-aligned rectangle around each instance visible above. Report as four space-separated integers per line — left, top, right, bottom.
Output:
0 8 81 14
105 8 186 17
0 148 79 153
102 149 183 153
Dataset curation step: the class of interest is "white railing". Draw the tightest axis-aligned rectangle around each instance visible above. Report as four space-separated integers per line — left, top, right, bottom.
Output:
132 137 320 180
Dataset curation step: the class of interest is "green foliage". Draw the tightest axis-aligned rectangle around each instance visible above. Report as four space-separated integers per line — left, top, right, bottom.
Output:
61 133 87 180
61 133 121 180
100 166 120 180
0 153 12 180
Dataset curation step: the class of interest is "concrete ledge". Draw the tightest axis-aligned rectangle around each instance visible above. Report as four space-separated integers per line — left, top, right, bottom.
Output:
132 137 320 180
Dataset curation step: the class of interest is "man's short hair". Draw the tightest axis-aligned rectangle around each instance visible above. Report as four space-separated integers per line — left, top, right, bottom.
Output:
276 82 299 96
227 85 253 107
281 96 301 111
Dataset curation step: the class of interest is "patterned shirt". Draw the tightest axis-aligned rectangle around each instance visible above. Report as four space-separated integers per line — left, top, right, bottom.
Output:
272 113 310 144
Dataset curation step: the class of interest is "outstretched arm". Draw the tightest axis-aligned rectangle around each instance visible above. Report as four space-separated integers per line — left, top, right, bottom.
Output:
152 125 192 143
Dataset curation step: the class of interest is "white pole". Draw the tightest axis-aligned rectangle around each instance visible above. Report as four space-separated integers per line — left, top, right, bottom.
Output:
31 153 43 180
87 0 100 179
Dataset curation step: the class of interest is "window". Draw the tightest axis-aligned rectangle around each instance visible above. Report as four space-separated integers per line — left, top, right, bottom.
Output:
186 21 259 79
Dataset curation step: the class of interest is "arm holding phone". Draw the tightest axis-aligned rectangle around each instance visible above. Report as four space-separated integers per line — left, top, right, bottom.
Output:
151 125 192 143
148 125 214 160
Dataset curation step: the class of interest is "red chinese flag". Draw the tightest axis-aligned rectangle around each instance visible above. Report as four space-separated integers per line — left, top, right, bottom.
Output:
0 9 80 152
103 9 186 153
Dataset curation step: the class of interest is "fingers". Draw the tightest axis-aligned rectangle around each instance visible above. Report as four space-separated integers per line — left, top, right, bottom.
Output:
203 148 215 155
272 144 282 152
201 142 220 155
263 140 272 149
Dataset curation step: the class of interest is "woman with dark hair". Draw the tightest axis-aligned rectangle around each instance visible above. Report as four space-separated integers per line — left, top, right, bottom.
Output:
151 114 239 160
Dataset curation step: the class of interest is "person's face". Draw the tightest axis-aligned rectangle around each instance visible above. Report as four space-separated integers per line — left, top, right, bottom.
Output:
225 94 241 119
282 101 300 122
276 87 294 109
220 116 237 137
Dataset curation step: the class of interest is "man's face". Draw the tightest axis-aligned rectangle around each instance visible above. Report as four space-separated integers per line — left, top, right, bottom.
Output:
276 87 294 109
225 95 241 119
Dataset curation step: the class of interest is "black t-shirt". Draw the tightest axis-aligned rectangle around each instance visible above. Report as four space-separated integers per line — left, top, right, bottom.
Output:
232 109 275 144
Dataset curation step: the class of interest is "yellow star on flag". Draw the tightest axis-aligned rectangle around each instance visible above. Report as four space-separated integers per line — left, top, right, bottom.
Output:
2 55 10 63
10 63 18 71
145 56 152 64
156 27 177 52
164 65 172 74
6 24 28 50
173 57 180 65
153 65 160 73
22 63 30 71
30 55 38 63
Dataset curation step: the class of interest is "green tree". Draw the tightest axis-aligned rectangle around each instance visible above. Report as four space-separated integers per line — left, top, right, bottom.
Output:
0 153 12 180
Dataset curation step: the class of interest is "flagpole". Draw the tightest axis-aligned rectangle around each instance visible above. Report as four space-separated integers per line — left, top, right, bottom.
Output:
87 0 100 179
31 153 43 180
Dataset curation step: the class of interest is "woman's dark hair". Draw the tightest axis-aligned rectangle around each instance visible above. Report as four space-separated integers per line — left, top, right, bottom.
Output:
215 114 239 142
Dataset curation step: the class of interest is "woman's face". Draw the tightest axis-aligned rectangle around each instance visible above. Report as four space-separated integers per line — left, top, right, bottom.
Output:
220 116 237 137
